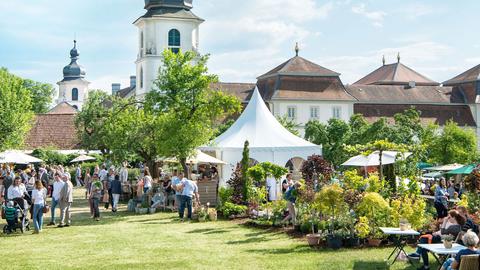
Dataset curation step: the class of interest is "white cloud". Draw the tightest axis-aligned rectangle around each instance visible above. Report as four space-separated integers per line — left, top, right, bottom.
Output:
351 3 387 28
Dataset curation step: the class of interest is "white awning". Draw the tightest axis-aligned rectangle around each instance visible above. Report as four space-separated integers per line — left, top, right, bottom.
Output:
0 150 43 164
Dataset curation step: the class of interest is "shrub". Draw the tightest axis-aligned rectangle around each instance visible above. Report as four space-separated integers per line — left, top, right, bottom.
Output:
227 164 244 204
390 195 427 230
217 187 234 208
128 168 140 182
355 216 370 238
220 202 247 217
356 192 390 238
343 170 367 191
300 155 332 189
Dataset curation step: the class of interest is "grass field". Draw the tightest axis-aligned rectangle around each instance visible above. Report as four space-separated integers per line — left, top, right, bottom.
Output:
1 188 438 270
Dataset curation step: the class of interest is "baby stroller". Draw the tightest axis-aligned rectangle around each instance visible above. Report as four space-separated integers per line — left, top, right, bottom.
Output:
2 198 30 234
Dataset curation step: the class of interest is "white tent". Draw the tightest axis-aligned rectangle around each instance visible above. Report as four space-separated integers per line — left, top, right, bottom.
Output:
342 151 412 167
0 150 43 164
70 155 96 163
201 87 322 185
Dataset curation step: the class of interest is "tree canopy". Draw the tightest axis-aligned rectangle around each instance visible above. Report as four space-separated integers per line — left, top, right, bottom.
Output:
146 49 241 172
0 68 34 151
22 79 55 113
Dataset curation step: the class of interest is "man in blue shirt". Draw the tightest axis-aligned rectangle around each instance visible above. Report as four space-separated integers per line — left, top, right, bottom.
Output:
178 174 199 221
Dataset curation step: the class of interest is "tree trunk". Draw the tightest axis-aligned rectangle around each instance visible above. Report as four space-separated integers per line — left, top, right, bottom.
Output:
379 150 383 182
180 157 189 177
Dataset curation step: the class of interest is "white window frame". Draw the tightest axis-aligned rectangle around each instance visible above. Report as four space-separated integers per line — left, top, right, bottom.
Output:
287 106 297 120
332 106 342 119
310 106 319 120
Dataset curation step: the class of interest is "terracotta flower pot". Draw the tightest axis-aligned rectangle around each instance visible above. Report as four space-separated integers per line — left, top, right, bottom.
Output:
367 238 382 247
306 234 321 246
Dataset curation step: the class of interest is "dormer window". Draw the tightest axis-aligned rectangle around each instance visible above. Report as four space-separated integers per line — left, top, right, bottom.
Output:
168 29 181 54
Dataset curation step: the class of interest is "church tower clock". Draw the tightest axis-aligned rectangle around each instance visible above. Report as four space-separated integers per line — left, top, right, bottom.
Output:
134 0 204 98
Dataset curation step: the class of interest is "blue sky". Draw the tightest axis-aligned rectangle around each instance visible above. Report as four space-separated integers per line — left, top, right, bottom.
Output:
1 0 479 95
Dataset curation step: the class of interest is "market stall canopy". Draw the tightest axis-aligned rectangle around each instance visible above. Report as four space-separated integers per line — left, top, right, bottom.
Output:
417 162 433 170
446 164 476 175
0 150 43 164
161 150 227 165
341 151 412 167
202 87 321 152
70 155 96 163
425 163 464 171
422 171 444 178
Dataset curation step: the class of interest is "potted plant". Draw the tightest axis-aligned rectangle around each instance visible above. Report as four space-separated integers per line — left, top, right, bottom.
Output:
442 235 454 249
197 206 208 222
208 208 217 221
137 200 149 215
316 184 345 249
297 185 321 247
356 192 390 247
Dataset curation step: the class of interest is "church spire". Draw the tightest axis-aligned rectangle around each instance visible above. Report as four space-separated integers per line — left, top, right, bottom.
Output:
295 42 299 57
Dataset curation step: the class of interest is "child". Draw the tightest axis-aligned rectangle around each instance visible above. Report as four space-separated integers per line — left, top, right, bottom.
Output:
3 201 19 233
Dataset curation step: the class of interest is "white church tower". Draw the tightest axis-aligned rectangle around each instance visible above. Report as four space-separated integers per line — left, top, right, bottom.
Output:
134 0 204 98
57 40 90 110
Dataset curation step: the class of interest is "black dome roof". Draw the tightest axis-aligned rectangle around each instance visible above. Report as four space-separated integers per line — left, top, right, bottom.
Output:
63 40 86 79
144 0 193 10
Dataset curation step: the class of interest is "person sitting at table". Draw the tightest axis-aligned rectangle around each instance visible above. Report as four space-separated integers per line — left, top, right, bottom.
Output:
440 229 480 270
456 206 479 235
409 210 465 270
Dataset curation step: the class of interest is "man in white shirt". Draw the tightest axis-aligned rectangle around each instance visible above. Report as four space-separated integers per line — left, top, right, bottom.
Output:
7 177 27 201
179 175 199 221
48 173 65 226
98 165 108 182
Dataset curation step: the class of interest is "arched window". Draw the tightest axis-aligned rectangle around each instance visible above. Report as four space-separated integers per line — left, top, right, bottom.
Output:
72 88 79 101
168 29 181 53
140 67 144 89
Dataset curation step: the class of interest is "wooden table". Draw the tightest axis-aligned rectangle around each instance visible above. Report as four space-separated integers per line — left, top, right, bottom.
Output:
380 227 420 265
417 243 466 269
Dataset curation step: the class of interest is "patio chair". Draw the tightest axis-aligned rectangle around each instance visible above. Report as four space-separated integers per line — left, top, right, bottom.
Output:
458 254 480 270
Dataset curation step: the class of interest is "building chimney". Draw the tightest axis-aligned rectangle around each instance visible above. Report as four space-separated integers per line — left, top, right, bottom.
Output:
130 76 137 88
112 83 121 95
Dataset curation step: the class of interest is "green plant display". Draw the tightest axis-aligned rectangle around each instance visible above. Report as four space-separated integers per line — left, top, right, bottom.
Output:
220 202 247 217
390 195 427 230
356 192 390 238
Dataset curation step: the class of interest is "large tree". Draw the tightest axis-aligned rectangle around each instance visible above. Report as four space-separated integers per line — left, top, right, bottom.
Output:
146 50 241 173
429 121 477 164
75 90 115 155
0 68 34 150
22 79 55 113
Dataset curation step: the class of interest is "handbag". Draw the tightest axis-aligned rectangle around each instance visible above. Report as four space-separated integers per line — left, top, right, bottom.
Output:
102 193 110 203
43 205 50 214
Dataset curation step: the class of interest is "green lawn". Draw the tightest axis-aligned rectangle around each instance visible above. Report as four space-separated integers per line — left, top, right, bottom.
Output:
2 189 438 270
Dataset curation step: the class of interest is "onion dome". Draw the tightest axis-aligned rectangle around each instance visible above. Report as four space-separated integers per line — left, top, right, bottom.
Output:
63 40 86 79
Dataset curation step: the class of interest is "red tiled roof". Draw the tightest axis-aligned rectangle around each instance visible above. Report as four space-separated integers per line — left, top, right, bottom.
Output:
48 102 78 114
346 84 453 104
210 82 255 103
258 56 340 79
443 64 480 85
354 103 476 127
25 106 80 150
353 62 439 86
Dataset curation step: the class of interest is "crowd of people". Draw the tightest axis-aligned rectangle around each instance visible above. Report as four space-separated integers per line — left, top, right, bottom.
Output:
405 177 480 270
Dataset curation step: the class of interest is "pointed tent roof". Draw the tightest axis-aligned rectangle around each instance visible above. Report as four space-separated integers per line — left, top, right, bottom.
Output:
443 64 480 85
204 87 321 151
257 56 340 79
353 62 439 86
